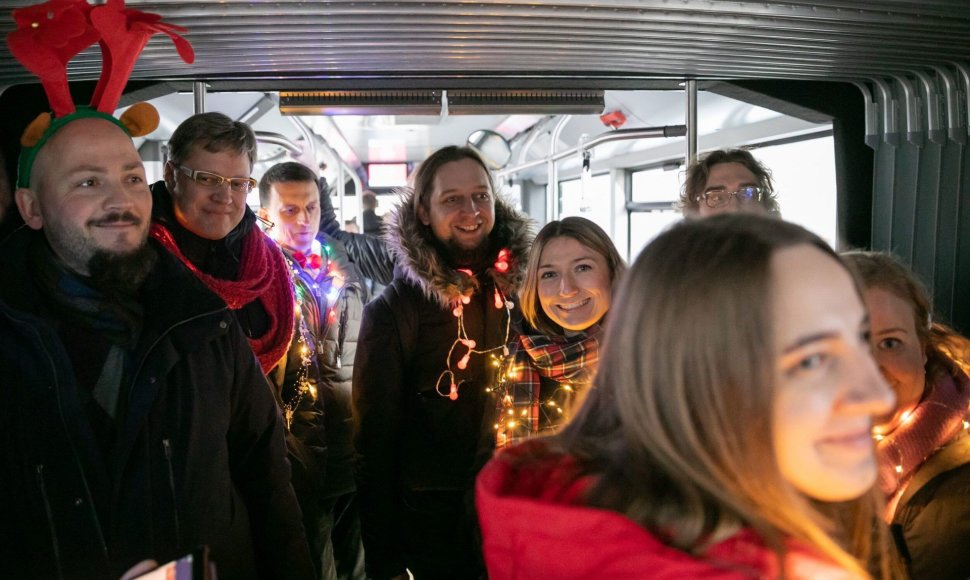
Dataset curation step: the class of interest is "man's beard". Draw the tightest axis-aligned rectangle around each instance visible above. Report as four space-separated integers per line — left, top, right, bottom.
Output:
431 233 495 269
87 242 157 296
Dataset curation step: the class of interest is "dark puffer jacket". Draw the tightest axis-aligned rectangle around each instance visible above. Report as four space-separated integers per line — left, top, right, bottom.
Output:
352 191 532 579
0 228 313 580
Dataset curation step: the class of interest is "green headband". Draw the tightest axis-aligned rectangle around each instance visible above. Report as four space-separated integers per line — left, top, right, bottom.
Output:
17 107 131 189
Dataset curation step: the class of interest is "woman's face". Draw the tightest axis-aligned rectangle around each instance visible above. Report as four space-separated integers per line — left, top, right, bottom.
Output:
771 245 894 501
536 236 612 333
864 287 927 434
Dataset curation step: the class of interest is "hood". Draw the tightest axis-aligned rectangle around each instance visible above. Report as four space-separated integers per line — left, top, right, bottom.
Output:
383 189 533 309
475 441 832 580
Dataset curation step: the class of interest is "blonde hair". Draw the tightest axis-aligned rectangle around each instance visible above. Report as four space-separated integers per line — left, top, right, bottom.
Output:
556 214 894 578
519 216 626 335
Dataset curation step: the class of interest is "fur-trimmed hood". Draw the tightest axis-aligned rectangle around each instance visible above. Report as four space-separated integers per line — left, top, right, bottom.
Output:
384 189 534 309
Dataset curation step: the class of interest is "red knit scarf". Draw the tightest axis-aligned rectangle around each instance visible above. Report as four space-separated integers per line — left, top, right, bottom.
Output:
150 222 295 373
877 367 970 514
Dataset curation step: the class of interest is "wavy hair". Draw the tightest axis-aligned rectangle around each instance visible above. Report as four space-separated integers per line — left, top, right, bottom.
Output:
680 148 779 215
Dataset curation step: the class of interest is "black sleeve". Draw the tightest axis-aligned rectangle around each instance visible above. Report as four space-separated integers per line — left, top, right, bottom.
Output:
353 297 408 579
894 464 970 579
227 321 315 580
319 190 395 285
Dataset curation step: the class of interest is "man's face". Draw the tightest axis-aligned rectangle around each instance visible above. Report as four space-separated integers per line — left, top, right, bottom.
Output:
261 180 321 254
417 157 495 251
696 162 763 217
165 145 252 240
15 118 151 276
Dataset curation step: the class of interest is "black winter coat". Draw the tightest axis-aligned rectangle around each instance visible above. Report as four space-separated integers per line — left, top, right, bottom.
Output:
352 191 532 579
0 229 314 580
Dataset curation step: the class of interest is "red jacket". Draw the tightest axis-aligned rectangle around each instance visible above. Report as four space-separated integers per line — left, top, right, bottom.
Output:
476 441 850 579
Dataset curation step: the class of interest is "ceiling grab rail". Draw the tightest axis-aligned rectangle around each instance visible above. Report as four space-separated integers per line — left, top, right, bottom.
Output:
852 81 880 150
497 124 688 180
892 74 922 147
952 62 970 139
291 115 362 224
913 70 944 145
872 78 899 147
547 115 572 222
930 65 965 145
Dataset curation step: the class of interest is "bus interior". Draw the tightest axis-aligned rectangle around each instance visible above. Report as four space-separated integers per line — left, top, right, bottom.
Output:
0 0 968 331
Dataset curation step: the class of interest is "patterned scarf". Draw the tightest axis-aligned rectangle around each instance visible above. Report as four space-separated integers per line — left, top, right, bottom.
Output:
877 366 970 513
29 236 144 348
150 222 295 372
494 325 601 448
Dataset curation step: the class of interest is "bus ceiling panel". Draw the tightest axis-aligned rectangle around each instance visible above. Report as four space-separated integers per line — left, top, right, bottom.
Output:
0 1 967 84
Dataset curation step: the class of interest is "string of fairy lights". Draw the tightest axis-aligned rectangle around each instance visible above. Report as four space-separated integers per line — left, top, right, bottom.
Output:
280 238 343 429
433 248 516 402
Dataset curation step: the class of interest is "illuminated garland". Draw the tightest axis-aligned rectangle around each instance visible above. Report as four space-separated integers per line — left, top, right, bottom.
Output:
433 248 515 401
281 238 345 426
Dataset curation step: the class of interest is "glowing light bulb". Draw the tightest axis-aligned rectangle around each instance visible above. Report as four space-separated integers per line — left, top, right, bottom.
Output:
895 465 903 473
449 383 458 401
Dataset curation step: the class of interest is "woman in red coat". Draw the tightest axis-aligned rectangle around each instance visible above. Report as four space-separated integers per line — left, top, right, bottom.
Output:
477 214 900 579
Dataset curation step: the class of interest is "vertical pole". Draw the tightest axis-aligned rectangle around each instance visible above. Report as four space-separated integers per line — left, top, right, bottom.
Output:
193 81 206 115
685 79 698 166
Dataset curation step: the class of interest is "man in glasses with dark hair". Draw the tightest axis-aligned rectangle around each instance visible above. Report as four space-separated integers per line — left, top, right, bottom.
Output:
680 148 781 217
150 112 295 374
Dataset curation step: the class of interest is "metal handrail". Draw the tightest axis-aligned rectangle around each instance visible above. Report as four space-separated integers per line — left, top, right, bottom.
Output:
497 124 688 179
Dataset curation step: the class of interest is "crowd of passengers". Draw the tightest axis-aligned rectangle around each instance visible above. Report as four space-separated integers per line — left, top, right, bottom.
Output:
1 109 969 580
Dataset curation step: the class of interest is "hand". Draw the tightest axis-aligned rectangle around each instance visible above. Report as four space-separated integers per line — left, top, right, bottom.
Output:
119 559 158 580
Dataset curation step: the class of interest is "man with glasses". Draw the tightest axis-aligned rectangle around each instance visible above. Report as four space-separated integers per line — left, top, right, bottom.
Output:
1 113 313 579
150 112 295 373
680 148 780 217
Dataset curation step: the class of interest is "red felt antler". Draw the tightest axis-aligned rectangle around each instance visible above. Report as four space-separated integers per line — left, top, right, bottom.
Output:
89 0 194 113
6 0 99 117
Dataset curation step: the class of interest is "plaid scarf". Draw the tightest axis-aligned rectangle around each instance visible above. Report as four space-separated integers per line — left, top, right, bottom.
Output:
495 325 601 448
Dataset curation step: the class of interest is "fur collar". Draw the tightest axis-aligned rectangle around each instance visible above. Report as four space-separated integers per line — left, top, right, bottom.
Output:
384 189 534 309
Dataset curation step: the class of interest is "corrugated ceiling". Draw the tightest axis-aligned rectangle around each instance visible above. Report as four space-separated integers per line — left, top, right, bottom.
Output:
0 1 967 87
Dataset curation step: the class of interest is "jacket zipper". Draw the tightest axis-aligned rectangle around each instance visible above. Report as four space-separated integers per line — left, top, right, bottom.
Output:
161 439 182 547
36 464 64 580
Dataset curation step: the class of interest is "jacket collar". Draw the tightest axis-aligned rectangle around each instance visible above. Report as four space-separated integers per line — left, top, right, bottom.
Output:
383 189 533 309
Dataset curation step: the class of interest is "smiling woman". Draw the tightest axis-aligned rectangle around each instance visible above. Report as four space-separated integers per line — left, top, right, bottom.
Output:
493 216 625 447
477 214 899 580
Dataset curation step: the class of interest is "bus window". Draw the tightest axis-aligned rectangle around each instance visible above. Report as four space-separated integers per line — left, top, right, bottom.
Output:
753 134 837 248
628 165 682 259
559 173 612 234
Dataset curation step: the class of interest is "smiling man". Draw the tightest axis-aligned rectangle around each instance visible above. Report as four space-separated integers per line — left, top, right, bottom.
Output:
0 115 313 579
353 146 532 580
150 112 294 373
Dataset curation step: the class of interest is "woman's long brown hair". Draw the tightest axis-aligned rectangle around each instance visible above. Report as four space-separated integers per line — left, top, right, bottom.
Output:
552 213 898 578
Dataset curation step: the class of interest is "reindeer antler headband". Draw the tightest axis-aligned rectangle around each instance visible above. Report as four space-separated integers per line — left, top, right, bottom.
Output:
6 0 194 188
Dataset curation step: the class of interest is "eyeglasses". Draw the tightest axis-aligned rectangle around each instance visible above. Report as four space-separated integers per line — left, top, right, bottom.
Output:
697 186 763 209
177 165 257 193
